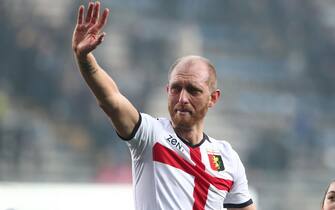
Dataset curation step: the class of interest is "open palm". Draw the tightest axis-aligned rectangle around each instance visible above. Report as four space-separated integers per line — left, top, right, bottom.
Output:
72 1 110 58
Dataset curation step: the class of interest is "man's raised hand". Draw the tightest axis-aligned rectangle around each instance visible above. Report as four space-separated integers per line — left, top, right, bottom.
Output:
72 1 110 58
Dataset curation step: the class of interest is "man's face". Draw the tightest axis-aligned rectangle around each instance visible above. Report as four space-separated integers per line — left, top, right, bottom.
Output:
167 61 215 129
323 182 335 210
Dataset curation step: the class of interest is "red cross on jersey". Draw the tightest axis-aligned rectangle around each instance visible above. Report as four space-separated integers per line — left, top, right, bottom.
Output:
125 113 253 210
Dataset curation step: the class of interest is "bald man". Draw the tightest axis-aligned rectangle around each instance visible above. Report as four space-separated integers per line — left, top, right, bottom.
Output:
72 2 256 210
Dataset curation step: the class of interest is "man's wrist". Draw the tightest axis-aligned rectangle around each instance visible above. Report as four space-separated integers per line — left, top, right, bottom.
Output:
76 53 98 74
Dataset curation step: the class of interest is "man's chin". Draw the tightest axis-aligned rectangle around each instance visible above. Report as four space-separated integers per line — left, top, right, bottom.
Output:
172 117 192 128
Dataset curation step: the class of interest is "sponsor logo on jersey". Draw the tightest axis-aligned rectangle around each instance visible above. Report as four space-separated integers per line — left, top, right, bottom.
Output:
208 153 225 171
165 135 185 152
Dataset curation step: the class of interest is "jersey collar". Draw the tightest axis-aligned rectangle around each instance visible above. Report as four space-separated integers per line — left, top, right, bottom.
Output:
176 133 210 148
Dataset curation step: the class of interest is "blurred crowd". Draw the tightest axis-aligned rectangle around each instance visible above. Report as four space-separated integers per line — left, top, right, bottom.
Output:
0 0 335 209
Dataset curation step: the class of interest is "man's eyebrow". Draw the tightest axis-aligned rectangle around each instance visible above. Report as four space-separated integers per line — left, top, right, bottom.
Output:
170 82 180 87
187 84 202 90
327 191 335 194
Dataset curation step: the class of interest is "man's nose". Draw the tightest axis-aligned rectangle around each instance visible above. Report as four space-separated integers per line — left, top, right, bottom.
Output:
178 89 189 104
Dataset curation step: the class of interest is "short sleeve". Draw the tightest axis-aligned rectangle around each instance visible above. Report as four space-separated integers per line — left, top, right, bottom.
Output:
223 150 253 208
126 113 159 160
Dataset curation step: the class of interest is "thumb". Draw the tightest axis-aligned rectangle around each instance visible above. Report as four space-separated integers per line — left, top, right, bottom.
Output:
96 32 106 45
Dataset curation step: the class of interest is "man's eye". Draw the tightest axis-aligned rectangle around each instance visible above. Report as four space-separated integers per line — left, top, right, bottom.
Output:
188 87 201 95
328 195 335 201
170 86 181 93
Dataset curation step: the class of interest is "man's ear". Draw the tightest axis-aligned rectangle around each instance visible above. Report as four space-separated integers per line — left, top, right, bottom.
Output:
208 89 221 108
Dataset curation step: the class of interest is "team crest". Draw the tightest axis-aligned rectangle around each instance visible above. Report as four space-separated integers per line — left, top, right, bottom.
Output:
208 153 225 171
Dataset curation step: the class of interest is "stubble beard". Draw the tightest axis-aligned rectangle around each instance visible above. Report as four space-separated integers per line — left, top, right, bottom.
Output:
169 106 208 131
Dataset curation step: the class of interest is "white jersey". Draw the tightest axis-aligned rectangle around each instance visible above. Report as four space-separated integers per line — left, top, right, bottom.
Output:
124 113 253 210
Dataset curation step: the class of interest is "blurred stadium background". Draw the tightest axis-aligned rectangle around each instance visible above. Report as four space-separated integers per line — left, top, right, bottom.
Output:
1 0 335 209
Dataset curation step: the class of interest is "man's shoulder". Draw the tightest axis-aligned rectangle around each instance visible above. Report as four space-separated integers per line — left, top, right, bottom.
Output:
207 136 232 148
140 113 171 129
206 136 239 156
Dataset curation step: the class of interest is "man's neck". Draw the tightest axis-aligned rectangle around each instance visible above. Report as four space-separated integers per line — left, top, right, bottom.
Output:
174 126 204 146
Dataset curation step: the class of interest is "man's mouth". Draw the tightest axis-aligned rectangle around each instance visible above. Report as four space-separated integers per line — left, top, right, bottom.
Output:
176 109 191 114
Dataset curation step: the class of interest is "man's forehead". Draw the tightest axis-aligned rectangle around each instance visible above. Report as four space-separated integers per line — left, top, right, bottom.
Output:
329 182 335 191
169 78 204 87
170 69 209 85
169 72 209 89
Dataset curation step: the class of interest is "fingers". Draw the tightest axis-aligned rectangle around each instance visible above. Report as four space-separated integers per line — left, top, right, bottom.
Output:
85 2 94 23
78 1 109 30
77 5 84 25
91 1 100 25
97 8 110 30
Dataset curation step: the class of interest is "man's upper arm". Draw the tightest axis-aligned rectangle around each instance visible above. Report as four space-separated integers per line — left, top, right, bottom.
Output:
99 92 140 139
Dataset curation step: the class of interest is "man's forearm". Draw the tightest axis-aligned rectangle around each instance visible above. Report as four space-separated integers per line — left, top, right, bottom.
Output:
77 53 100 74
76 53 120 106
75 52 139 137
